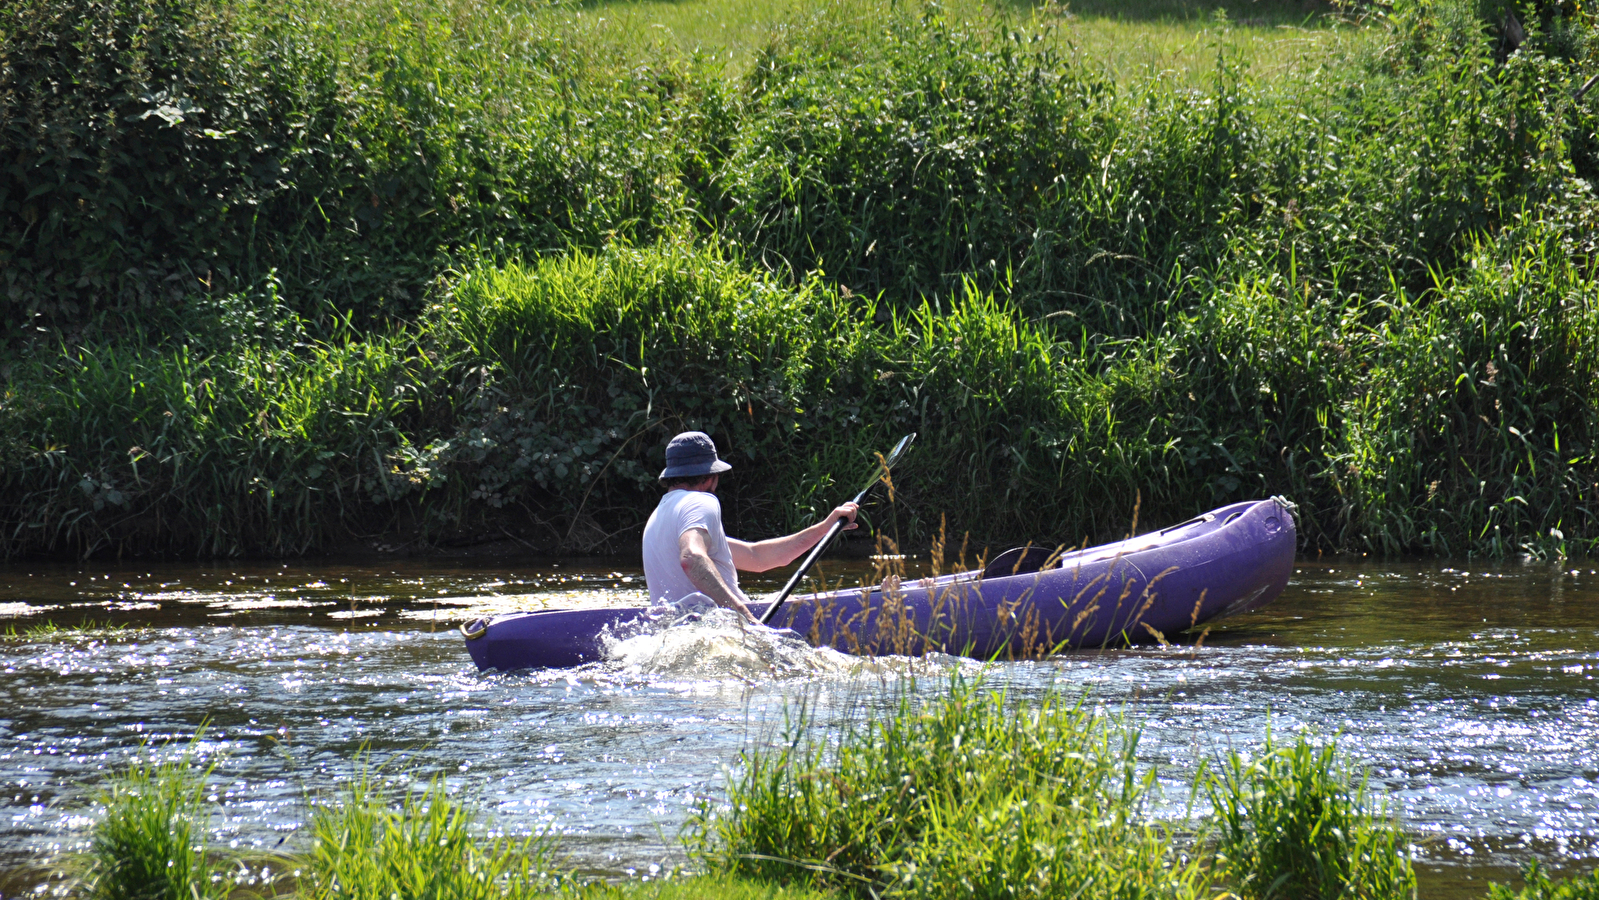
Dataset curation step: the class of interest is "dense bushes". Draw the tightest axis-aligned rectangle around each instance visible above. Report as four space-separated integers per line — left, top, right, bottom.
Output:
0 0 713 332
9 223 1597 558
2 0 1598 558
6 0 1594 334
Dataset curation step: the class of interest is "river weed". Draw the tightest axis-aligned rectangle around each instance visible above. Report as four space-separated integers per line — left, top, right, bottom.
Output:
2 618 126 638
1489 860 1599 900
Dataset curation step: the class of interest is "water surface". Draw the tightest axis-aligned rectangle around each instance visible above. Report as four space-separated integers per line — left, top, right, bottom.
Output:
0 556 1595 897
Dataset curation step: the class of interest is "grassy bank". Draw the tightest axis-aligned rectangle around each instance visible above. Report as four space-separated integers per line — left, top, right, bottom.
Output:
65 675 1599 899
2 0 1598 559
6 231 1599 559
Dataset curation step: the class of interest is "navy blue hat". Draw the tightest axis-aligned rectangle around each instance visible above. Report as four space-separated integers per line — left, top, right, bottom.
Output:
660 431 733 479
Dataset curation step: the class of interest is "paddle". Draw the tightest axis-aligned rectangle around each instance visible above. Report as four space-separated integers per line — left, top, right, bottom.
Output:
759 434 916 626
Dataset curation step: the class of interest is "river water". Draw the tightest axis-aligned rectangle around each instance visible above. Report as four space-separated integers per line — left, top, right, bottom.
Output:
0 556 1595 897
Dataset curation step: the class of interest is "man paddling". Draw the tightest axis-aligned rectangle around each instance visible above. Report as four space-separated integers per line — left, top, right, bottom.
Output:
642 431 859 624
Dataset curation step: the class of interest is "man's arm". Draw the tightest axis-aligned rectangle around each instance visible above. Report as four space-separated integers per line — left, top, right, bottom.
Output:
728 502 859 573
679 528 758 622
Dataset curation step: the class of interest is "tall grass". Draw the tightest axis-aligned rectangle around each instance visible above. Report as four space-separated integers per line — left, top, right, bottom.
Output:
7 221 1599 558
1208 731 1417 899
304 768 556 900
0 323 442 556
692 673 1427 899
693 674 1203 898
569 873 842 899
83 745 223 900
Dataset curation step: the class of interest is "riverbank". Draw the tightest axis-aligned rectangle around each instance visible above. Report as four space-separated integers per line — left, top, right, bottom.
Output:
3 0 1597 560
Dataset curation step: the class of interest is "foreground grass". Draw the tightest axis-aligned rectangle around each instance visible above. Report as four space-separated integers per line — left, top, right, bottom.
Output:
83 744 220 900
76 675 1599 899
573 874 840 899
303 769 556 900
696 676 1207 897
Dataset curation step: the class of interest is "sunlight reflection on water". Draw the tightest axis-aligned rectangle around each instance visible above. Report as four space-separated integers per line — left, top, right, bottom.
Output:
0 557 1596 897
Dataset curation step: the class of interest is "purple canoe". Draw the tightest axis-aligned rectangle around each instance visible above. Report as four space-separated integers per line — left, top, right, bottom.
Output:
461 497 1296 671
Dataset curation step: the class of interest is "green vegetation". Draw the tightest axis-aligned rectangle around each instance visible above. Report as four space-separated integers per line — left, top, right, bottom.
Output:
304 768 556 900
570 874 840 900
1490 861 1599 900
73 674 1599 899
84 744 223 900
2 0 1597 559
694 674 1419 899
695 675 1206 897
3 618 127 637
1209 729 1415 899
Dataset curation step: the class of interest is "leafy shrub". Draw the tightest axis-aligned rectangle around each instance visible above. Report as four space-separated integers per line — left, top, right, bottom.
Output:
715 0 1588 325
0 0 717 334
0 0 283 327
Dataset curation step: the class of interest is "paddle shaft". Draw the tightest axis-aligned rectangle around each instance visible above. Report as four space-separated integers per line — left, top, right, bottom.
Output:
759 433 914 625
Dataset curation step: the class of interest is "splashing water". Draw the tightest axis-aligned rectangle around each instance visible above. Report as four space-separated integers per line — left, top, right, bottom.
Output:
599 597 862 679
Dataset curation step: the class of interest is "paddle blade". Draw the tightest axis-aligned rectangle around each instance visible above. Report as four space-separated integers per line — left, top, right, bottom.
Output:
855 433 915 498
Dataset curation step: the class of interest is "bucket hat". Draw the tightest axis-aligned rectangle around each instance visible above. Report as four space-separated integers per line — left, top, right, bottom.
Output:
660 431 733 479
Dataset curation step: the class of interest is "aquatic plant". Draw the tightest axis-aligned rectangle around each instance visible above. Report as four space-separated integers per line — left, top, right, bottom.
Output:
304 767 556 900
82 745 224 900
3 619 126 638
1207 731 1417 900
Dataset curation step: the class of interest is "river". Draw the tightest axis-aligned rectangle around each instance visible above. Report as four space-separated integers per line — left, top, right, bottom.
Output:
0 556 1595 897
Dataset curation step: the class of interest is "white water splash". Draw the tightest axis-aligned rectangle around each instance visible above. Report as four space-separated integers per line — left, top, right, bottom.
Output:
598 597 862 680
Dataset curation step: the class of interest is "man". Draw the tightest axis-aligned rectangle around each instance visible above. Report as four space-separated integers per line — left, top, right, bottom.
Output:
642 431 859 624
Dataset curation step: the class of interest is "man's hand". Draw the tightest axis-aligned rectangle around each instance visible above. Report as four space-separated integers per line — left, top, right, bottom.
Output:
679 528 758 622
827 501 861 532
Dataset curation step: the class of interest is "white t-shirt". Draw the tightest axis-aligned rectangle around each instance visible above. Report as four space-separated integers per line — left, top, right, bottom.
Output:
642 489 741 605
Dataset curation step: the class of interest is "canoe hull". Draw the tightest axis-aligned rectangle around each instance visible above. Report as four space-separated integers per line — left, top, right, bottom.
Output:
464 498 1296 671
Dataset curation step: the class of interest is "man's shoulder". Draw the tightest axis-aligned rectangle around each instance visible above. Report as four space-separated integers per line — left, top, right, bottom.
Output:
660 488 723 517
